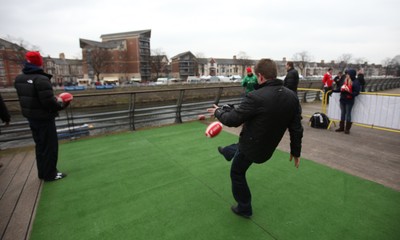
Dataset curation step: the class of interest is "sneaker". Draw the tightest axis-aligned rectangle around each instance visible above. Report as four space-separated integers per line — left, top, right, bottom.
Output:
45 172 67 182
231 205 252 218
217 146 234 161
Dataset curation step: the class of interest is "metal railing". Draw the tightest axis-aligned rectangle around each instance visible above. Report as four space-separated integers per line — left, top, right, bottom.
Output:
1 78 398 148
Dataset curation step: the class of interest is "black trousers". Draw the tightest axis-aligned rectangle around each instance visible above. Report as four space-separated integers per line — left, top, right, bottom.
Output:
28 118 59 180
222 143 253 215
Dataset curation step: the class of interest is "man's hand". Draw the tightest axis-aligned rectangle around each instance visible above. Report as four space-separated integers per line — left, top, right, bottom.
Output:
290 154 300 168
206 104 219 116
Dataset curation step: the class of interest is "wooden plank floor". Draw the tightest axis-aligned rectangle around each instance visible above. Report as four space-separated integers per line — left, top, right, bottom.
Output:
0 147 42 240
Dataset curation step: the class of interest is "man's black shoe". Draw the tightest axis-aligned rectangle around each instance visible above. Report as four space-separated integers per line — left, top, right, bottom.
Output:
217 146 232 161
45 172 67 182
218 146 224 155
231 206 252 218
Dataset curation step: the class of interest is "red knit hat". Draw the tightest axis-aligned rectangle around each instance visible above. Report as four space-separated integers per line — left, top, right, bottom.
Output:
246 67 252 73
25 51 43 66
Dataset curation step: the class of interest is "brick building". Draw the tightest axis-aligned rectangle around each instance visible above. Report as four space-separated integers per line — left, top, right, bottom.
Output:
79 29 151 82
0 38 25 87
170 51 198 80
43 53 83 86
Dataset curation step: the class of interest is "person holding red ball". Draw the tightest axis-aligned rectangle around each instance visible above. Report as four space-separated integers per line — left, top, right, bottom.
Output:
14 51 70 182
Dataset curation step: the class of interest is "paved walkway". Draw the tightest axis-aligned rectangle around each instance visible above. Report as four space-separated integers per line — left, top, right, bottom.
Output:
0 88 399 240
223 88 400 192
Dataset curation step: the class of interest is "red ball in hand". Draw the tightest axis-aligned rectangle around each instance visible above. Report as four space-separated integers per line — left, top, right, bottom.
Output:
58 92 73 102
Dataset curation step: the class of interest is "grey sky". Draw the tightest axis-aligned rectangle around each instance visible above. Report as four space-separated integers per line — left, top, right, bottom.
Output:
1 0 399 64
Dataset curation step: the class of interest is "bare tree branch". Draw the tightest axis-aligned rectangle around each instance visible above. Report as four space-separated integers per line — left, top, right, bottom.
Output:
293 51 312 76
87 47 112 81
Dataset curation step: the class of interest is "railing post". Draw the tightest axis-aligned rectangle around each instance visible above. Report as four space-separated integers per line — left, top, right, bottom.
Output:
129 93 136 130
66 103 75 139
214 87 223 105
175 89 185 124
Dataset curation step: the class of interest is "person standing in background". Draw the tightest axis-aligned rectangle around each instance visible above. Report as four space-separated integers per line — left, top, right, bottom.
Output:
357 69 366 92
335 69 361 134
0 94 10 127
241 67 258 94
0 93 10 168
322 68 333 103
333 71 345 92
283 61 300 93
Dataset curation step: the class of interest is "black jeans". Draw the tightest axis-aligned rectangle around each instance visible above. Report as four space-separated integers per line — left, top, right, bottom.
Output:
224 144 253 215
28 117 59 180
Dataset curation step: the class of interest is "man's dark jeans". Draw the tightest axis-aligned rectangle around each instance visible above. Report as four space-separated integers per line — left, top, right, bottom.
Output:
222 143 253 215
28 117 59 180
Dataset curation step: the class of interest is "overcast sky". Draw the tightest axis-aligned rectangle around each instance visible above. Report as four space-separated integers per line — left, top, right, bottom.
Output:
1 0 399 64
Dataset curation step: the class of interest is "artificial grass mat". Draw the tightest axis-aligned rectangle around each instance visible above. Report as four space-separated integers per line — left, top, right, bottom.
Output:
30 122 400 240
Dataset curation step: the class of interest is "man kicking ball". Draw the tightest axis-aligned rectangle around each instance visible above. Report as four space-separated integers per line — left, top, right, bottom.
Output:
207 59 303 218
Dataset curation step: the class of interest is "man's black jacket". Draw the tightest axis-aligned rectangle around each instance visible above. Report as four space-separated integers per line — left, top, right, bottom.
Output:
14 63 63 120
215 79 303 163
283 68 299 92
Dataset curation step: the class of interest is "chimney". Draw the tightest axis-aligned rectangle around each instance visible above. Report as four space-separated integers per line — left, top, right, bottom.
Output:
59 53 65 59
233 55 236 60
283 57 287 62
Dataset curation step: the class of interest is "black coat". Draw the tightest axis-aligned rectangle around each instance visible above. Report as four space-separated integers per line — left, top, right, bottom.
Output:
215 79 303 163
283 68 299 92
14 63 63 120
0 94 10 123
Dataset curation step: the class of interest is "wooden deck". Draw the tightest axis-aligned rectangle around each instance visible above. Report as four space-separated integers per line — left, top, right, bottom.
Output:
0 147 42 240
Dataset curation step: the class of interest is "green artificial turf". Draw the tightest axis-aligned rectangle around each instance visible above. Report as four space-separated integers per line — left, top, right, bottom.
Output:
30 122 400 240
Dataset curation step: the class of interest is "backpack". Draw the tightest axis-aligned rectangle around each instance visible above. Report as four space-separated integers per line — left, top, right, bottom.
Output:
309 112 330 129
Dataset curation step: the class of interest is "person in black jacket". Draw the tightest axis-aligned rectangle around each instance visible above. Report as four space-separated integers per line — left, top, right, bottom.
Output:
283 61 299 92
207 58 303 218
357 69 366 92
333 71 345 92
14 51 69 181
0 94 11 126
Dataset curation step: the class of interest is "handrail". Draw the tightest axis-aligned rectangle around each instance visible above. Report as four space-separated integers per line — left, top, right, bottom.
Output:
1 77 398 148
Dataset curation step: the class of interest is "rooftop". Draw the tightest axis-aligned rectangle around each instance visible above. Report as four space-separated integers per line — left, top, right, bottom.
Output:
1 94 399 239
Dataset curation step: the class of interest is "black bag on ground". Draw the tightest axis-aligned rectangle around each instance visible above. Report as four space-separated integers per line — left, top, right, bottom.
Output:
309 112 330 129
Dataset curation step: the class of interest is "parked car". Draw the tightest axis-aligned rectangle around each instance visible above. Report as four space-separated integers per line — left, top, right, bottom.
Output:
156 78 169 85
229 75 242 82
187 76 202 83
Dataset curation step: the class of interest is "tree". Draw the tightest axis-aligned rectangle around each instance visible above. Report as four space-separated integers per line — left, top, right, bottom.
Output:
235 51 253 76
87 47 112 81
293 51 312 76
337 53 353 72
150 49 168 81
382 56 400 76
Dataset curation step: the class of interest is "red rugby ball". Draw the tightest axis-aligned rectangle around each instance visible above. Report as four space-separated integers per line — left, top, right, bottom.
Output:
205 121 223 138
59 92 73 102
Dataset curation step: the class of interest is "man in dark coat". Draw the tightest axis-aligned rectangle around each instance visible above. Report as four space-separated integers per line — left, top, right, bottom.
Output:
283 61 300 92
207 59 303 218
14 51 69 181
357 69 366 92
0 94 10 126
